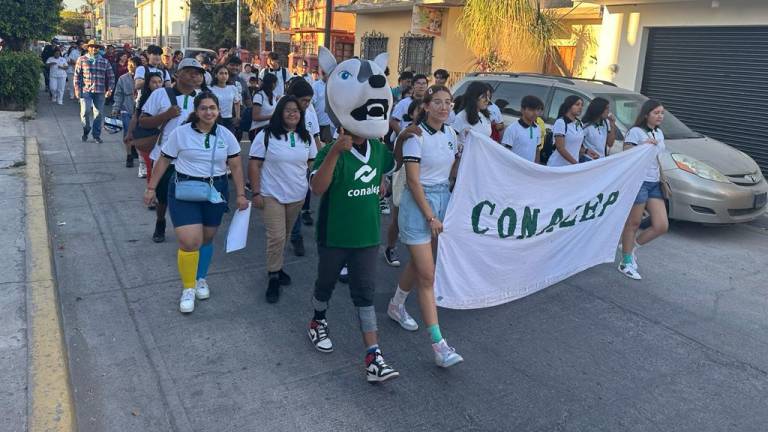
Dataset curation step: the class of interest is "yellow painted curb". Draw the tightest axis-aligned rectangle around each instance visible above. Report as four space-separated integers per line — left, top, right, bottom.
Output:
25 137 76 432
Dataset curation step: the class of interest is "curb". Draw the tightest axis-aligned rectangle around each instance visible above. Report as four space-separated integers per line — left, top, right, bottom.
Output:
25 136 76 432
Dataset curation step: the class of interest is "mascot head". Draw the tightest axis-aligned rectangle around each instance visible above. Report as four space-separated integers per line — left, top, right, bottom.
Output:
318 46 392 139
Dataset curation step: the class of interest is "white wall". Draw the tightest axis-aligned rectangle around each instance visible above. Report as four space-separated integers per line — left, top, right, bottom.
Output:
595 0 768 90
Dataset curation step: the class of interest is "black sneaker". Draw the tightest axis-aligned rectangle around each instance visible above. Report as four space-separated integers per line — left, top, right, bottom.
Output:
301 210 314 226
308 319 333 352
94 137 103 144
152 220 166 243
81 128 90 142
277 269 292 286
291 238 305 257
384 247 401 267
265 277 280 303
365 349 399 383
338 265 349 284
125 155 134 168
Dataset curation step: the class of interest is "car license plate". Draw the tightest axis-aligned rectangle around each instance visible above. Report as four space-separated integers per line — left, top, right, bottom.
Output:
754 192 767 209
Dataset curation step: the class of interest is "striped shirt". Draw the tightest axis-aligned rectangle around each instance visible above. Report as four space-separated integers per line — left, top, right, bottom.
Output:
74 55 115 94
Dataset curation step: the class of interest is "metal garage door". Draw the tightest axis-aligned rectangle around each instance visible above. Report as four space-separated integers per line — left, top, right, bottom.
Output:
641 26 768 173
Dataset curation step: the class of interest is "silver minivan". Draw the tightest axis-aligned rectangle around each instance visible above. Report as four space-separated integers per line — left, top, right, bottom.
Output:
453 73 768 224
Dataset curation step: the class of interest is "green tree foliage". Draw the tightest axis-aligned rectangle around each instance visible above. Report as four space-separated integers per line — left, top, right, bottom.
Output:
0 50 42 109
0 0 63 51
58 10 86 39
243 0 283 53
190 0 259 50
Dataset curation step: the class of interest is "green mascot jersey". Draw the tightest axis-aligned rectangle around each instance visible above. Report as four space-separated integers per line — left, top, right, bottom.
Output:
313 139 395 249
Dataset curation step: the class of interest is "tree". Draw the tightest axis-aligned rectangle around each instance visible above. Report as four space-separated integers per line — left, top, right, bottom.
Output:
59 10 86 39
458 0 567 73
243 0 284 53
190 0 259 50
0 0 63 51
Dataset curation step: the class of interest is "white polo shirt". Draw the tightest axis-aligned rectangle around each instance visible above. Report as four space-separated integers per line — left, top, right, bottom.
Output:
625 126 665 182
251 90 277 131
501 119 540 162
583 120 611 158
142 87 199 161
547 117 585 167
249 129 318 203
402 122 458 186
259 67 290 98
135 65 172 84
209 84 241 119
391 96 413 126
453 109 492 147
304 104 321 137
162 123 241 177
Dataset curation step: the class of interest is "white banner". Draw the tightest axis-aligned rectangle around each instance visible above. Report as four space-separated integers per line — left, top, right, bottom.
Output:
434 131 657 309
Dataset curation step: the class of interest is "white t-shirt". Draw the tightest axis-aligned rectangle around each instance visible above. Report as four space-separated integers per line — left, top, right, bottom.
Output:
249 129 318 203
67 49 80 74
391 96 412 124
135 65 172 83
547 117 585 167
402 122 458 186
304 104 321 137
453 110 492 147
501 119 540 162
47 57 68 78
142 87 199 160
625 126 665 182
250 90 277 131
209 84 241 119
162 123 240 177
204 71 213 87
311 80 331 126
259 67 290 98
583 121 611 158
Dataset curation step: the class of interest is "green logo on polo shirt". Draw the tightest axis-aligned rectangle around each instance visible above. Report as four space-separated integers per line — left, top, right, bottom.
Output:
354 165 377 183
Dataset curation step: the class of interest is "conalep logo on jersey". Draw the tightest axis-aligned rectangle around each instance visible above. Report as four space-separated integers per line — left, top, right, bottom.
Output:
354 165 377 183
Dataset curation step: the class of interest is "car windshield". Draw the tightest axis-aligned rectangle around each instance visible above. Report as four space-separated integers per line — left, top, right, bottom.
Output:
593 93 702 140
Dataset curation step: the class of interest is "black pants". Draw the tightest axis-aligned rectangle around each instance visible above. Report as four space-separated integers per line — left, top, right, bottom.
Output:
313 246 378 308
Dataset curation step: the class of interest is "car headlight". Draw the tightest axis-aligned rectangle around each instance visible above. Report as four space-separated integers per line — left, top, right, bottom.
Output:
671 154 730 183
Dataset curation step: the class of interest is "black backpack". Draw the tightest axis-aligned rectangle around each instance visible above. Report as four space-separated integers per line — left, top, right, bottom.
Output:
539 129 554 165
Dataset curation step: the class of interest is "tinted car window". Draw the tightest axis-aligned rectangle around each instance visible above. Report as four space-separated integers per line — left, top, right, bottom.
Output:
592 93 702 140
492 82 550 115
547 88 585 122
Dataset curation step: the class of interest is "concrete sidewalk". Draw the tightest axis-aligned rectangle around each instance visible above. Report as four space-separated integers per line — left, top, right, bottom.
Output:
30 93 768 431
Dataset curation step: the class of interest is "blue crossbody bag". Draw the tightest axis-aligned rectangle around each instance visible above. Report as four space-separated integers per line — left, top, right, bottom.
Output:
174 133 225 203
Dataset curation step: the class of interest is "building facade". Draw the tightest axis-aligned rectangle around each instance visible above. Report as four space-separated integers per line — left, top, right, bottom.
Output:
589 0 768 171
288 0 356 71
135 0 193 49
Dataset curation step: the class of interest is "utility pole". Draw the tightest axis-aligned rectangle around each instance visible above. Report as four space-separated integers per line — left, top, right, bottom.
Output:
323 0 332 49
159 0 164 47
236 0 242 50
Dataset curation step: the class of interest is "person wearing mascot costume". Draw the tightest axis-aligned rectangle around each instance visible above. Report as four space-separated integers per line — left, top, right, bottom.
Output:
307 46 399 383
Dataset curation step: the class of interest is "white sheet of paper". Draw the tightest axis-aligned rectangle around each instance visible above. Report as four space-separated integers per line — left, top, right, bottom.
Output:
226 203 252 253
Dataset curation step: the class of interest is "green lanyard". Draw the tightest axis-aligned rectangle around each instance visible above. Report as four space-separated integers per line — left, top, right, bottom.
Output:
204 133 210 149
183 95 189 110
289 132 296 148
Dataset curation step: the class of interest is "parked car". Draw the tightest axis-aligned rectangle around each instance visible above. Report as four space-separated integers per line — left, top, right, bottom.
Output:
182 47 216 62
453 73 768 224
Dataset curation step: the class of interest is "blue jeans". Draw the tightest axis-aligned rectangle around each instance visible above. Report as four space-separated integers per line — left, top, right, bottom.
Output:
80 92 105 138
398 183 451 245
120 112 132 139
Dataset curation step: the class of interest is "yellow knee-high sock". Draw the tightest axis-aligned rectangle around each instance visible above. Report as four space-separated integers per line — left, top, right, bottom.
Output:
177 249 200 289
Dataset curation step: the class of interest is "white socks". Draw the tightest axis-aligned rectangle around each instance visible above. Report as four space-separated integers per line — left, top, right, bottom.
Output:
392 285 410 305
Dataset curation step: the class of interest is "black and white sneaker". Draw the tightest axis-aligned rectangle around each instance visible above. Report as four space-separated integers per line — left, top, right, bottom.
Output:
365 349 399 383
384 247 401 267
308 319 333 353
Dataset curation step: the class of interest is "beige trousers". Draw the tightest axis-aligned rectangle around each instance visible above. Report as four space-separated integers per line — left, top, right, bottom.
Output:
262 196 304 272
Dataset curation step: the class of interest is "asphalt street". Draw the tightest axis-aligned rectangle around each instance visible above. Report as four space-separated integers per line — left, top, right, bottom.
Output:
30 94 768 432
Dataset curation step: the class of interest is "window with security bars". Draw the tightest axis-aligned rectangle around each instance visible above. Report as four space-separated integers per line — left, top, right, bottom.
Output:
398 32 434 75
334 41 354 61
361 31 388 60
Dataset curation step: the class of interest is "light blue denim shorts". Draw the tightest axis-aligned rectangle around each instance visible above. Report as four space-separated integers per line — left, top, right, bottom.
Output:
398 183 451 245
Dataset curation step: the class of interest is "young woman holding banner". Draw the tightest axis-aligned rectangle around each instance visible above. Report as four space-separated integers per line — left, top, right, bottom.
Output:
548 95 588 166
389 85 464 368
618 99 669 280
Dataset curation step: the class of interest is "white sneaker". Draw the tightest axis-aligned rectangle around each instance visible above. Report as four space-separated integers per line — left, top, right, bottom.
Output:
387 300 418 331
617 245 638 267
432 339 463 368
179 288 196 313
138 160 147 178
308 319 333 353
618 263 642 280
195 279 210 300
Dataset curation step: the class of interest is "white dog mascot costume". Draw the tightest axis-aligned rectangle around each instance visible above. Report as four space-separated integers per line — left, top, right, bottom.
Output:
307 46 400 383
